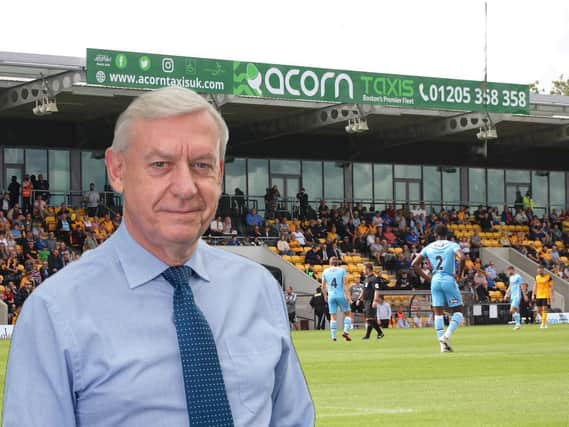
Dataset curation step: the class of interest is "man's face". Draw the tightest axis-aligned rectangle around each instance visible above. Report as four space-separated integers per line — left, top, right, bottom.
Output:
106 111 223 258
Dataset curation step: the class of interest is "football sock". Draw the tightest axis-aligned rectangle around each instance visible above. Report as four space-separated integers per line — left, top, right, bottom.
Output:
374 320 383 335
542 311 548 326
445 312 463 338
330 320 337 340
434 315 445 339
365 320 374 338
513 312 521 326
344 316 352 334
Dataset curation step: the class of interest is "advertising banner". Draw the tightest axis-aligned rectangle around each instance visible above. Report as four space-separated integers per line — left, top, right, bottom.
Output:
87 48 529 115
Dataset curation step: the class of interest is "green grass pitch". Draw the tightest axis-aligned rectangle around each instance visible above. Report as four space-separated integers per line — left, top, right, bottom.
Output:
294 325 569 427
0 325 567 426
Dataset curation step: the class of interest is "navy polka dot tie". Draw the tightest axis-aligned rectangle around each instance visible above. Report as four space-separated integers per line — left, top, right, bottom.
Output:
163 266 234 427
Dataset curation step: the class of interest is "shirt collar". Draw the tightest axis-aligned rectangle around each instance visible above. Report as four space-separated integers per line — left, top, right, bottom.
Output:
113 223 211 289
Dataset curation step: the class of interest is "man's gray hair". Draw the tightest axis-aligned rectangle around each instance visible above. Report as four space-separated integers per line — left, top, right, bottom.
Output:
111 87 229 157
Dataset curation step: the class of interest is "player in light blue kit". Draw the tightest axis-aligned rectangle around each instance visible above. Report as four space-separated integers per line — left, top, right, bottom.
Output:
504 266 523 330
412 224 465 353
322 257 353 342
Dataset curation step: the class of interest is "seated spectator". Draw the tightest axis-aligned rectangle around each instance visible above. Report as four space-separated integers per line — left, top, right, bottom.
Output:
340 235 357 256
318 243 329 264
499 234 511 247
501 205 513 224
327 242 342 260
222 216 233 235
47 248 64 274
245 208 265 228
82 231 98 252
395 307 410 328
32 195 48 220
405 228 419 246
291 229 306 246
209 215 224 236
369 237 384 265
514 208 528 225
383 226 396 246
413 312 423 328
226 235 241 246
277 234 294 256
305 244 322 265
395 270 413 290
24 241 38 263
56 212 72 243
311 219 326 239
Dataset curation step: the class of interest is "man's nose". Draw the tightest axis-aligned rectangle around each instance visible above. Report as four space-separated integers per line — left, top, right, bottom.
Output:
171 163 198 198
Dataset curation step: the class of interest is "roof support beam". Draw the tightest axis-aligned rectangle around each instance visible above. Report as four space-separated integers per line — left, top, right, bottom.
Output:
0 70 85 112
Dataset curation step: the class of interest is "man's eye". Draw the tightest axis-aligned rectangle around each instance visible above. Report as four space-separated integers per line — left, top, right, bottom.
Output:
192 162 213 170
151 161 168 168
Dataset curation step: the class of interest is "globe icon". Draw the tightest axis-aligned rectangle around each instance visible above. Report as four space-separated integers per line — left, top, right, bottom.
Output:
95 71 106 84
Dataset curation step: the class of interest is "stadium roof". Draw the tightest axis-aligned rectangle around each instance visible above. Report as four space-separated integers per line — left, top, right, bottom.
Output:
1 51 569 169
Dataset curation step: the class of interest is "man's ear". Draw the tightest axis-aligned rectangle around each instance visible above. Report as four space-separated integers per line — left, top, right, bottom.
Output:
105 148 125 194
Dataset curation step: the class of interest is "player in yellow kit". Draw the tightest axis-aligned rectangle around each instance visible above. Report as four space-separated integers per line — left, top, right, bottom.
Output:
533 265 554 329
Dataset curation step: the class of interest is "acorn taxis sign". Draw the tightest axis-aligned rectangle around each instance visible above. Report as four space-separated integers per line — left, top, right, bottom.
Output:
87 48 529 114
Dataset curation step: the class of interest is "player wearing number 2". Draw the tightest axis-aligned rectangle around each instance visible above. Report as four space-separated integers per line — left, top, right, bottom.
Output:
412 224 465 353
322 257 353 342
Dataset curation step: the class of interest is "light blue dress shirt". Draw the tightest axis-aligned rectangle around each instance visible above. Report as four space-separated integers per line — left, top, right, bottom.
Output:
3 223 314 427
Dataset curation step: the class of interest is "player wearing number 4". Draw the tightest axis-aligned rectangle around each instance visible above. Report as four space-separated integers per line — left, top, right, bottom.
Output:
322 257 353 342
412 224 465 353
504 266 526 331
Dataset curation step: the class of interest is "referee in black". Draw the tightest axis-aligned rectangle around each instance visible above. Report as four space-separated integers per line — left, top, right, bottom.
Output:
359 263 385 340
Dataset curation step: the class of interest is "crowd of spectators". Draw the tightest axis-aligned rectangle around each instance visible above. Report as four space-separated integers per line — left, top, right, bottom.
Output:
5 176 569 325
0 178 120 324
207 188 569 295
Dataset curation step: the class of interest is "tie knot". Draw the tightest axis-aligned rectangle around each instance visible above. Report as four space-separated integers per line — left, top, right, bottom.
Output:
162 265 192 288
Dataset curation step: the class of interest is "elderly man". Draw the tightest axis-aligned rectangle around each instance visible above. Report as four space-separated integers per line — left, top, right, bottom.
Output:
4 87 313 427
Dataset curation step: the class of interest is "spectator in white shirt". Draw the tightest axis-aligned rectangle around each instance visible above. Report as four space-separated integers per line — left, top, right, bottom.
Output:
292 230 305 246
210 215 224 236
277 234 294 256
376 295 392 328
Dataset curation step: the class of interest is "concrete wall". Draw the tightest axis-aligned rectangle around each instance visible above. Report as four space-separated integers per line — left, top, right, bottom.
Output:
482 248 567 311
219 246 321 323
0 300 7 325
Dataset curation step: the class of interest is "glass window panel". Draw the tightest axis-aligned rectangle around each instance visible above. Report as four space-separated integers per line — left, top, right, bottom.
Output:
469 168 486 206
488 169 504 207
25 149 47 178
395 181 406 202
247 159 268 211
373 164 393 206
549 171 565 210
442 168 460 207
409 182 420 203
301 161 322 206
81 152 106 192
532 172 548 210
323 161 344 201
4 148 24 164
48 150 70 205
394 164 421 179
423 166 441 203
270 159 300 175
506 169 530 183
353 163 372 201
224 158 246 196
